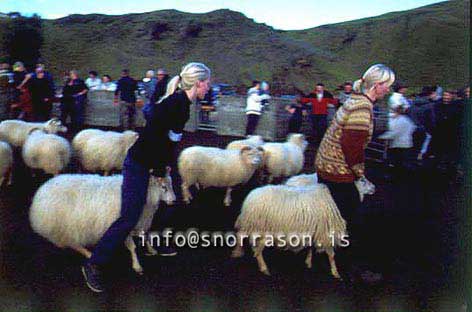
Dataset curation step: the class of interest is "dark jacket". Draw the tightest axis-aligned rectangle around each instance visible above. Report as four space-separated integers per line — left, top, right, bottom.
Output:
150 75 170 104
128 90 192 177
62 79 88 104
115 76 137 103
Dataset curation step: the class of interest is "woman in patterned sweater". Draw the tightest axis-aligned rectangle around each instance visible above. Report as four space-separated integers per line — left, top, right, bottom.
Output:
315 64 395 282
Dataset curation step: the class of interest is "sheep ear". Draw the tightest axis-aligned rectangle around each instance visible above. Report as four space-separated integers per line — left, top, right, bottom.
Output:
240 145 252 155
27 127 41 135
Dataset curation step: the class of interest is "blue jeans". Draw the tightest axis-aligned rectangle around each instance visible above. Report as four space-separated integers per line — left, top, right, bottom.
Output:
89 154 150 266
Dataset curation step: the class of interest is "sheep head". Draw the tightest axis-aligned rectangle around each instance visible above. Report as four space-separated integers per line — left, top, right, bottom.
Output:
149 166 175 205
287 133 308 151
44 118 67 134
240 146 263 168
122 130 139 147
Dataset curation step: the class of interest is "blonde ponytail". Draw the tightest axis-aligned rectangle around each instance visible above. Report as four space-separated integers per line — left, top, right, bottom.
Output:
159 62 211 103
354 64 395 94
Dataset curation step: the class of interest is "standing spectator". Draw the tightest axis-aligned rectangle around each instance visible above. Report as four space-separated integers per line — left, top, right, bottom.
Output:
0 60 13 121
61 70 88 134
142 70 158 104
301 83 337 144
81 62 211 293
388 82 409 117
245 80 271 135
337 81 353 107
316 64 395 283
114 69 138 131
28 65 55 121
149 69 170 104
99 75 116 91
429 90 462 173
378 104 416 180
85 71 102 90
10 62 33 120
285 92 307 133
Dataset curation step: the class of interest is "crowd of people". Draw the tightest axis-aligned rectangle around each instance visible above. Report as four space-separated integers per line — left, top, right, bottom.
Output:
0 60 174 134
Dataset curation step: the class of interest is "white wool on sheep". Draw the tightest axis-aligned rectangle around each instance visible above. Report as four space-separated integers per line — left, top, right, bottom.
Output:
79 130 138 175
72 128 105 159
284 173 318 187
29 173 175 274
0 118 67 147
178 145 263 206
22 130 71 175
0 141 13 186
235 184 346 251
226 135 264 150
262 133 308 182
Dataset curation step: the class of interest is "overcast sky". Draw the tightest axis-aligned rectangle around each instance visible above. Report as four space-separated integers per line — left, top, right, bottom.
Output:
1 0 444 30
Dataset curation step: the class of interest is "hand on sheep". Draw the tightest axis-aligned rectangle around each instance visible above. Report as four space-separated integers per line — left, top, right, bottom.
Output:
355 176 375 202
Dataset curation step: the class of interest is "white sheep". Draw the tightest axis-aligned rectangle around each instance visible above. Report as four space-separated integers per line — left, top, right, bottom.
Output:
284 173 318 187
29 171 175 274
22 129 71 175
71 128 105 160
79 130 138 175
285 172 374 202
0 118 67 147
0 141 13 186
232 183 347 278
261 133 308 183
178 145 264 206
226 135 264 150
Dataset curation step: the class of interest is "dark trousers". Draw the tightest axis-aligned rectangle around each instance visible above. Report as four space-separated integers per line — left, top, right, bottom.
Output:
318 177 362 274
120 100 136 131
89 154 150 266
311 114 327 144
61 98 85 134
288 117 302 133
32 98 52 122
245 114 260 135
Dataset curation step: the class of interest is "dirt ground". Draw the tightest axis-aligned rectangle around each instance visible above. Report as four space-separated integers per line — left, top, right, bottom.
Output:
0 130 467 311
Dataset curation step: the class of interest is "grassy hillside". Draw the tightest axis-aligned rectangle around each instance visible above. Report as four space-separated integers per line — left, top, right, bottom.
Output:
6 0 469 93
285 0 470 89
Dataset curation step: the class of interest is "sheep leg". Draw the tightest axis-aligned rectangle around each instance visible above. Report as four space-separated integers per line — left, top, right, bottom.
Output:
181 182 193 204
71 245 92 259
125 236 143 275
7 169 13 185
305 248 313 269
103 170 109 177
231 232 245 258
326 248 341 279
144 238 158 256
253 241 270 276
224 187 232 207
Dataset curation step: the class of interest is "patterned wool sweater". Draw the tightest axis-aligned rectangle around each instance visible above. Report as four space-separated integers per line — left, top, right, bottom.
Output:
315 93 374 183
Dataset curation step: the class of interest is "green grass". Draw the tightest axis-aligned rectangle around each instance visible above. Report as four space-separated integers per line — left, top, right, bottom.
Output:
2 0 470 93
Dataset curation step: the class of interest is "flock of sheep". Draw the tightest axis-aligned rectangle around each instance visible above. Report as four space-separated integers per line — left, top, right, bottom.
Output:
0 118 357 278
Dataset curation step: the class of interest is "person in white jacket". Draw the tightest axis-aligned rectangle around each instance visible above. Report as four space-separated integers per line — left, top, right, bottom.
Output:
388 83 409 118
379 104 416 180
245 80 271 135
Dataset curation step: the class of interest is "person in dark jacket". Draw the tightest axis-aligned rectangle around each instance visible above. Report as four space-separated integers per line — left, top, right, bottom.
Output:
28 65 55 121
82 62 211 293
142 69 169 120
114 69 138 130
285 92 308 133
61 70 88 134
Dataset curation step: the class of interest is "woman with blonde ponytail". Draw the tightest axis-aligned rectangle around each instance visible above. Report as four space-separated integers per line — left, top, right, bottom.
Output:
81 62 211 293
315 63 395 283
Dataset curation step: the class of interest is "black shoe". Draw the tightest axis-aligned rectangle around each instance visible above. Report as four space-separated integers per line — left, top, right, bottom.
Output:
81 262 105 293
158 245 178 257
